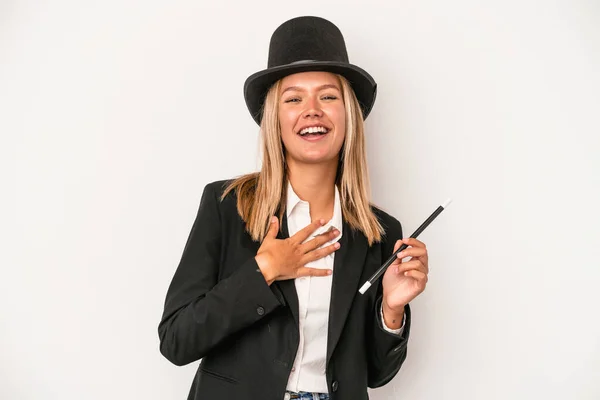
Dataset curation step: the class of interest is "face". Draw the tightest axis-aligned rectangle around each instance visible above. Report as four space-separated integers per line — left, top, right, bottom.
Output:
278 71 346 167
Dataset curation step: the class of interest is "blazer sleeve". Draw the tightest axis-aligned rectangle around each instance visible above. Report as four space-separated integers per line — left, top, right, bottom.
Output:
158 183 284 366
366 215 412 388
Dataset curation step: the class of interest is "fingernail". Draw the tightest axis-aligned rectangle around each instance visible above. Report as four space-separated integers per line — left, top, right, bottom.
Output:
397 252 404 258
327 270 333 275
334 242 340 249
271 217 277 223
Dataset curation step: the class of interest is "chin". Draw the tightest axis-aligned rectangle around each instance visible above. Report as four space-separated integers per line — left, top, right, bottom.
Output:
296 153 339 165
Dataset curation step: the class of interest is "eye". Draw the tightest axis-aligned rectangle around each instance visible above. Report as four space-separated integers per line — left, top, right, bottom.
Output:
322 95 338 100
284 97 301 103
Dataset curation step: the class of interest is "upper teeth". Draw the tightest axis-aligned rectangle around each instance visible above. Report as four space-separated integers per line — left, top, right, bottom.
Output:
299 126 328 135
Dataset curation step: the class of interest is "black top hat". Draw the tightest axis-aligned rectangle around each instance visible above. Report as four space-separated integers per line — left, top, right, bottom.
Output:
243 16 377 125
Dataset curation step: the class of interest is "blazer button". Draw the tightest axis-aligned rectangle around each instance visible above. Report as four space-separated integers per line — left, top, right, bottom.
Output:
256 306 265 315
332 380 339 392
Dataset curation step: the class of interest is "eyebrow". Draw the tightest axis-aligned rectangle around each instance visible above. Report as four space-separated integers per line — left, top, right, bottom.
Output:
281 84 341 94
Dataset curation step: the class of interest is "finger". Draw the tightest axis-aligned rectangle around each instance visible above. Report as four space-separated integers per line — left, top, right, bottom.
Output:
300 228 340 253
389 255 404 267
389 240 405 267
267 216 279 239
401 237 426 249
396 247 428 260
393 239 404 253
392 239 411 260
295 266 333 278
389 254 408 269
292 219 325 244
302 241 340 263
396 259 428 274
403 269 428 285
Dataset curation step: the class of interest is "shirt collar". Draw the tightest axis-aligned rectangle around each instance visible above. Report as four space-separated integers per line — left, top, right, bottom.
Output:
286 182 343 238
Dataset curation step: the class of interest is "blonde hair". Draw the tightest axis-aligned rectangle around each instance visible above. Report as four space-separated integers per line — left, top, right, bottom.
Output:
222 74 384 245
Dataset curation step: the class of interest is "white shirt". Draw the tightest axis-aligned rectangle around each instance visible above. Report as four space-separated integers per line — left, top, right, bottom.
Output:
284 183 404 394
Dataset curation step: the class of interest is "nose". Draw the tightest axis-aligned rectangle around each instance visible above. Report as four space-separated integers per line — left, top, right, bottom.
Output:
303 95 323 118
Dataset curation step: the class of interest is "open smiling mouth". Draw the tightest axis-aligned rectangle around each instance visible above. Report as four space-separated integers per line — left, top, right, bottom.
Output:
297 126 330 137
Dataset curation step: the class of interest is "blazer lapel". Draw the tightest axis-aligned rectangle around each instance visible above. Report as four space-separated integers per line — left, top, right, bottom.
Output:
326 221 368 364
273 213 300 329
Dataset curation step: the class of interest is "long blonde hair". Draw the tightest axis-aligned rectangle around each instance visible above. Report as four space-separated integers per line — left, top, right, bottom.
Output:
222 74 384 245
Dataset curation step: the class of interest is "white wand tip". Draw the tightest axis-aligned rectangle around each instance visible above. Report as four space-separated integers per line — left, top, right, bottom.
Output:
442 198 453 209
358 281 371 295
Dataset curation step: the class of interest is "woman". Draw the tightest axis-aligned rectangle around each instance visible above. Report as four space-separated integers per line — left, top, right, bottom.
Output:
158 16 429 400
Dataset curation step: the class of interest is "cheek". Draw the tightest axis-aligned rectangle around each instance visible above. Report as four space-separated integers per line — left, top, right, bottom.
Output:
332 105 346 135
332 106 346 150
278 109 296 136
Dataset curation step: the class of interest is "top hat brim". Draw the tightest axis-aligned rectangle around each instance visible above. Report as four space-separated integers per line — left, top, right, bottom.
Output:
243 60 377 125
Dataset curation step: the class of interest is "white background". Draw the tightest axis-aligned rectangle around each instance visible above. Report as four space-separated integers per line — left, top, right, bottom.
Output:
2 1 599 399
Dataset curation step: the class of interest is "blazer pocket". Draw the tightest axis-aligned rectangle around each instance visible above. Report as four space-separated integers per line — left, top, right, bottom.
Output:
199 365 239 384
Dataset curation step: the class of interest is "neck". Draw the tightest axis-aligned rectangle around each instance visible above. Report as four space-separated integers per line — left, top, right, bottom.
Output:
287 159 338 222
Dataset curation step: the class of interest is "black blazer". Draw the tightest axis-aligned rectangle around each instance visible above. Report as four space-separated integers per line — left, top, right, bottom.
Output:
158 180 412 400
